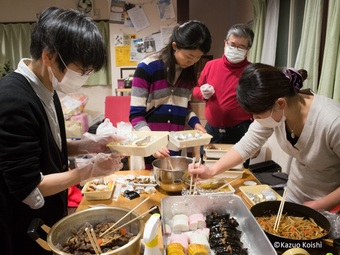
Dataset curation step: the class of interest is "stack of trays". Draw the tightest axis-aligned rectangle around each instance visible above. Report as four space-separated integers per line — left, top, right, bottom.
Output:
203 144 244 170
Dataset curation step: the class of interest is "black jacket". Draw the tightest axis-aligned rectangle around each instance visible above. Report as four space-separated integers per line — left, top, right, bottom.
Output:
0 72 69 255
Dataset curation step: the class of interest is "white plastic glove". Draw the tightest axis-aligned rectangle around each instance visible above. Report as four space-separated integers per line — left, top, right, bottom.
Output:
200 84 215 100
76 153 123 185
79 132 125 154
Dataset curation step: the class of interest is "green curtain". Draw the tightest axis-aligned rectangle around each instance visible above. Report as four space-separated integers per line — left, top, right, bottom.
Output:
0 23 33 71
0 21 110 85
85 21 111 85
317 0 340 102
294 0 323 91
248 0 267 63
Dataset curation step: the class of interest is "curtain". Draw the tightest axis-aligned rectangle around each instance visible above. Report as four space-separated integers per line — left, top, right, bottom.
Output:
0 23 33 71
260 0 280 65
248 0 267 63
85 21 111 85
294 0 323 91
317 0 340 102
0 21 110 85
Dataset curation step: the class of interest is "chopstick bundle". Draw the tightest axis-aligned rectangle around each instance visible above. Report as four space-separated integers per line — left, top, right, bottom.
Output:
274 188 287 232
189 157 196 195
99 197 150 237
105 206 158 236
85 227 102 254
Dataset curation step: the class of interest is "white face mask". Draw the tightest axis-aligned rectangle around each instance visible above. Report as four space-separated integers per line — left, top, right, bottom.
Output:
49 67 89 94
224 44 247 63
256 108 286 128
49 53 91 94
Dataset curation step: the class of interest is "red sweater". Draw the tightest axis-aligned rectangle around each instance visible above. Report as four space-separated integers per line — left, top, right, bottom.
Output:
193 55 252 127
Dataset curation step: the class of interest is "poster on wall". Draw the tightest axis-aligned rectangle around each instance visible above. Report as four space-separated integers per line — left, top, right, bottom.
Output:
130 38 145 62
110 0 125 24
157 0 175 20
115 46 138 67
127 6 150 32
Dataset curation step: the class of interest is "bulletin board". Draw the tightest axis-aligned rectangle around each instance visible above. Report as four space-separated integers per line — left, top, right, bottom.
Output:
109 0 178 89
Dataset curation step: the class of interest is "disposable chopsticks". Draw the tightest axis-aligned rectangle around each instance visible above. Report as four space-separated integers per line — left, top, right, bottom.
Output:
85 227 102 254
192 158 201 194
274 188 287 232
99 197 150 237
214 175 241 191
189 157 196 195
104 206 158 236
168 158 174 171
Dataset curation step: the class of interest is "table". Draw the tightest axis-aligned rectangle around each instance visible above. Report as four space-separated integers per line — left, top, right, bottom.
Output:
76 169 259 213
115 88 131 96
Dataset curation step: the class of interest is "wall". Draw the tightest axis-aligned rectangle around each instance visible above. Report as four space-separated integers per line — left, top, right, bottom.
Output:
189 0 254 60
0 0 110 22
109 0 177 90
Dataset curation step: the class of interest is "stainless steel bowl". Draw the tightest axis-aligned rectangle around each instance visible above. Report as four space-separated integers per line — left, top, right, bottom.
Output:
152 156 193 193
47 207 144 255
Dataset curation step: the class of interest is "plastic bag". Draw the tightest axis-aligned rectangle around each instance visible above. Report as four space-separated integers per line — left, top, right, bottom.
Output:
60 93 88 118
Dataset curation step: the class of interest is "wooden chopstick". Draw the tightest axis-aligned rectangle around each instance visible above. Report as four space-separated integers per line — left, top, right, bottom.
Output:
99 197 150 237
274 188 287 232
91 228 102 254
85 227 101 255
105 206 158 236
214 175 241 191
193 158 201 194
189 157 196 195
168 158 174 171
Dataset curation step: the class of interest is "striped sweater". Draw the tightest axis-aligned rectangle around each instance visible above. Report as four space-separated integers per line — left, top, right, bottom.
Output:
129 55 200 132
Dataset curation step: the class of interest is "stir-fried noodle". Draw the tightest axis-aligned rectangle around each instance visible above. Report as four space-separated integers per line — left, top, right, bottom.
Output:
256 214 327 240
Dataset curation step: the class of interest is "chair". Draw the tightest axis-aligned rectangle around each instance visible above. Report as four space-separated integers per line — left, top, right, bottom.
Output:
104 96 131 126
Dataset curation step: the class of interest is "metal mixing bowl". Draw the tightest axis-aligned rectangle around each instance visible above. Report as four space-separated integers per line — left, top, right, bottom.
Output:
152 156 193 193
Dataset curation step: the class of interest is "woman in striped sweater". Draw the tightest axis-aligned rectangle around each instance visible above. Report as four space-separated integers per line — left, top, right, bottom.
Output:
129 20 212 169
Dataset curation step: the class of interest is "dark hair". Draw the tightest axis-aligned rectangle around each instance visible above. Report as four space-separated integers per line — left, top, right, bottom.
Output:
226 24 254 48
158 20 212 86
237 63 308 114
30 7 106 72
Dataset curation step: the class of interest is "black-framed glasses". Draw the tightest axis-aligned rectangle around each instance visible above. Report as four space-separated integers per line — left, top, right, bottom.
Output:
57 52 94 76
226 41 249 51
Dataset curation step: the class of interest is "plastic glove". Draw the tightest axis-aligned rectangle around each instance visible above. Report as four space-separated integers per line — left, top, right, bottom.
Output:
200 84 215 100
79 132 125 154
76 152 123 185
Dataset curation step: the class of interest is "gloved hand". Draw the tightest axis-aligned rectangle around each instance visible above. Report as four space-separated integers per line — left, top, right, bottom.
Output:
76 153 123 185
79 132 125 154
200 84 215 100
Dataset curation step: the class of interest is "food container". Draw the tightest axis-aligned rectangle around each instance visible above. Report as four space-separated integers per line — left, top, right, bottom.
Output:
161 195 277 255
152 156 193 193
169 130 212 148
239 184 282 206
30 207 144 255
107 131 169 156
250 201 340 250
203 143 233 158
203 154 244 169
81 175 116 201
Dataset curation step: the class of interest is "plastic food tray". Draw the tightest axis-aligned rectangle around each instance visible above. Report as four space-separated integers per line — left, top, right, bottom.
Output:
107 131 169 156
169 130 212 148
203 155 244 170
161 195 276 255
203 143 234 158
81 175 116 201
239 184 282 206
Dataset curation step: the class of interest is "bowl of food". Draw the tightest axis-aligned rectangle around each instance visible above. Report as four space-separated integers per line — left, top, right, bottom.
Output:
30 207 144 255
152 156 193 193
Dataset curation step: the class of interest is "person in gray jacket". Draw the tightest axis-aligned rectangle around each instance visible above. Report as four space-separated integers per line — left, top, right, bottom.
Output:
189 63 340 212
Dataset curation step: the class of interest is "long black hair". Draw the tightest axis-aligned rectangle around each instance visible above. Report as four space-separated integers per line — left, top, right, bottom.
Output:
158 20 211 87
